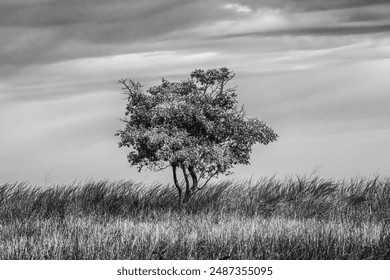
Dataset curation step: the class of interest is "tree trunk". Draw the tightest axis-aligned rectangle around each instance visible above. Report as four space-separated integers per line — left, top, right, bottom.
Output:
188 165 198 191
181 165 191 203
172 164 182 204
172 164 199 205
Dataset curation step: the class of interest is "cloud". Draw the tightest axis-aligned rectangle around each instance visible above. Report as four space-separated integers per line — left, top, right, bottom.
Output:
1 0 389 76
212 3 390 39
191 7 287 37
341 4 390 23
0 0 191 28
0 50 222 103
224 3 252 13
0 0 228 70
293 0 390 11
218 1 390 39
1 0 390 184
237 0 390 12
219 23 390 38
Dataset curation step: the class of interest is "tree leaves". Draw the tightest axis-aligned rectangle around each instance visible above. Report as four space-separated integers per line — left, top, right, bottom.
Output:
116 67 278 178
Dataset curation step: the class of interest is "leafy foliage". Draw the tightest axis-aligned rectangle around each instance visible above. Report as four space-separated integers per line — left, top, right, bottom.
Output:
116 67 278 202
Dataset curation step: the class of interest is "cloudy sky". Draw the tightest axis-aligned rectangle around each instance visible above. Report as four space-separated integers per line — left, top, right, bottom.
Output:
1 0 389 186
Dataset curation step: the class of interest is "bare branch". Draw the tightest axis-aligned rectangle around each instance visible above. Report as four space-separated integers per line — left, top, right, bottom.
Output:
193 169 220 195
155 164 171 172
118 78 143 95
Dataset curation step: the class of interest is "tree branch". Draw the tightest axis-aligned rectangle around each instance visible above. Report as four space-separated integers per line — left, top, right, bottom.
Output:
118 78 143 96
193 169 219 195
118 78 133 93
155 164 171 172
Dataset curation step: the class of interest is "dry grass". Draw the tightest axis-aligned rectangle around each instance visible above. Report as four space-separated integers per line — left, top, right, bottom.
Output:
0 176 389 259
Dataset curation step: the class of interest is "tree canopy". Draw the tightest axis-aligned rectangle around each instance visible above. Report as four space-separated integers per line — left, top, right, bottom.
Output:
116 67 278 203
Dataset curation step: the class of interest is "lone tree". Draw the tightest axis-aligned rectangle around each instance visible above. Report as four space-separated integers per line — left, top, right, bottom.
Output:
116 67 278 204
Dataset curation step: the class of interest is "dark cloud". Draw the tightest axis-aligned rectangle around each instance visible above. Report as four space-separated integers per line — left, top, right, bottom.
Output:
238 0 390 12
218 24 390 39
220 1 390 40
343 7 390 23
1 0 390 74
0 0 226 69
293 0 390 11
0 0 195 28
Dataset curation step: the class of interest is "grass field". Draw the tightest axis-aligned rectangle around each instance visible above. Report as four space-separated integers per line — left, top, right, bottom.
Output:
0 176 389 260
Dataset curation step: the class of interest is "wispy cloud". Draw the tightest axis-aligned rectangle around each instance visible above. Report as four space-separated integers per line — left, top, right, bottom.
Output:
1 50 219 103
236 0 390 12
218 24 390 38
224 3 252 13
214 3 390 38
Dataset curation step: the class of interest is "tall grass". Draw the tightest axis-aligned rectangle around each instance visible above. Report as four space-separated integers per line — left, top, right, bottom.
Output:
0 176 389 259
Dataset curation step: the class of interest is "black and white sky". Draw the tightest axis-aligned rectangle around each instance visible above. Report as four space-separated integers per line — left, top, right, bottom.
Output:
1 0 389 185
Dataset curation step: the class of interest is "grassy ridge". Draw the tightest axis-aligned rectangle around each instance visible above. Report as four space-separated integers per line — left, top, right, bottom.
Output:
0 176 389 259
